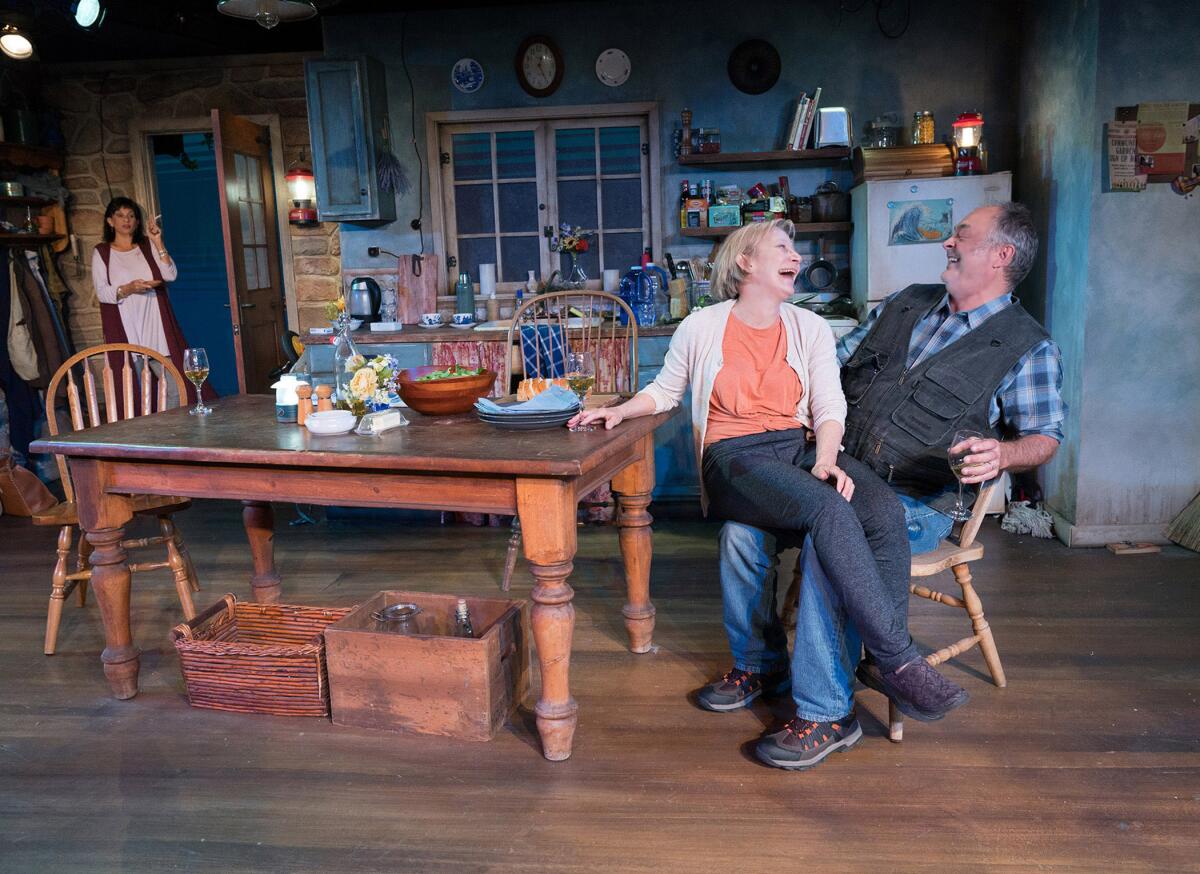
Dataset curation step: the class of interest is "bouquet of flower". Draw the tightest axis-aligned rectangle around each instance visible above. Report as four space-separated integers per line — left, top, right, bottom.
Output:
342 352 399 412
550 223 593 254
324 296 346 323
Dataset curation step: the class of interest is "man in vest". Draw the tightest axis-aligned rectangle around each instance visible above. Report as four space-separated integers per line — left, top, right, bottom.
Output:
701 202 1066 770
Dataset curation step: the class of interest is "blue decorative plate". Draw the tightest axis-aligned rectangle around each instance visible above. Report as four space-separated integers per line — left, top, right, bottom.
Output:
452 58 485 94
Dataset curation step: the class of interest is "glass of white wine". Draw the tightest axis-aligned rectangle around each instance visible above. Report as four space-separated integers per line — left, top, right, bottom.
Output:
565 350 596 432
183 347 212 416
947 429 985 521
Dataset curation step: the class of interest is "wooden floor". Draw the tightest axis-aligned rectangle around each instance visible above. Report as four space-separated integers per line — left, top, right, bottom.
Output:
1 502 1197 872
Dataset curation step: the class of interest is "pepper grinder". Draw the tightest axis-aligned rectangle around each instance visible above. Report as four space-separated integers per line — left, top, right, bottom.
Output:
296 384 313 425
315 384 334 412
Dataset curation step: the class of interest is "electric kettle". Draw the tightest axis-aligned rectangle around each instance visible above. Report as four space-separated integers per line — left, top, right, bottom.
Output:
347 277 382 324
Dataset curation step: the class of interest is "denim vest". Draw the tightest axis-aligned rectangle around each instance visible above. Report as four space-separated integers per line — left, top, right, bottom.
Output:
841 284 1049 512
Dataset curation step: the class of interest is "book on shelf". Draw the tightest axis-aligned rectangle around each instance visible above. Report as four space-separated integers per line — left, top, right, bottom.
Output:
797 86 822 149
783 94 806 150
790 95 810 149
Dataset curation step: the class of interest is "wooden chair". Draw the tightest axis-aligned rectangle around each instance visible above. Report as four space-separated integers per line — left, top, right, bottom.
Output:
36 343 200 655
782 479 1004 741
499 291 639 590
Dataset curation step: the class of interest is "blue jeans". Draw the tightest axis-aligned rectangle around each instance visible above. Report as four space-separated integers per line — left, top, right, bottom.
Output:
718 493 952 721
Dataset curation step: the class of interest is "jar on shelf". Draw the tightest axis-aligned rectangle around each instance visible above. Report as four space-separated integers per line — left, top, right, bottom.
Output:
912 110 936 145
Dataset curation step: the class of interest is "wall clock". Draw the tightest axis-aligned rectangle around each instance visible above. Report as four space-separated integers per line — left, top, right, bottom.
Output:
595 48 631 87
451 58 485 94
515 35 563 97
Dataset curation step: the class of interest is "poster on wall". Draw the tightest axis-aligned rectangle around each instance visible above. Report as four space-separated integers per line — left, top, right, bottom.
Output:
1135 101 1190 176
1106 121 1146 191
887 198 954 246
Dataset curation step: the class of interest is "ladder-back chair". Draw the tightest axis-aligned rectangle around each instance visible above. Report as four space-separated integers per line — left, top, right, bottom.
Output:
782 478 1004 741
500 291 640 590
36 343 200 655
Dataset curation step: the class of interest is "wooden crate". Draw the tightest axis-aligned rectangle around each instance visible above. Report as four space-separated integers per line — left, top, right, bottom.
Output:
324 591 530 742
852 144 955 184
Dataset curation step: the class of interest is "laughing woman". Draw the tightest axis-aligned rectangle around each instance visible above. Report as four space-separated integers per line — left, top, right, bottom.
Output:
569 219 967 767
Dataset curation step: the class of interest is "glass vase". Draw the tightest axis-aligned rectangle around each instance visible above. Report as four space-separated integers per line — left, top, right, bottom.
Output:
332 313 360 407
565 251 587 289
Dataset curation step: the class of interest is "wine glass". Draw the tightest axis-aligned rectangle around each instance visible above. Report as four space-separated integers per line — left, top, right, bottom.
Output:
182 347 212 416
947 429 986 521
565 350 596 432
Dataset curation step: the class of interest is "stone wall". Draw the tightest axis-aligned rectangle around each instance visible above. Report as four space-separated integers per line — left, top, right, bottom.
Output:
40 52 341 350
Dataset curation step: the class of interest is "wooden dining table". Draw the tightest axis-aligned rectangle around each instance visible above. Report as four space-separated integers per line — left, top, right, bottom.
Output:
31 395 679 761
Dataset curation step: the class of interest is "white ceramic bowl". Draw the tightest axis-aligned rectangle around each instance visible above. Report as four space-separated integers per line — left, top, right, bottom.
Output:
305 410 356 436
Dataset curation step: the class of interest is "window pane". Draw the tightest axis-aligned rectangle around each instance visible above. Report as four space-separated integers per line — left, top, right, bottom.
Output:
452 132 492 182
256 247 270 289
245 154 263 200
457 237 497 285
251 202 267 245
599 126 641 175
234 152 248 201
243 247 258 289
454 183 495 234
555 128 595 177
557 180 597 231
496 130 536 179
601 178 642 230
500 236 540 283
239 202 253 244
602 232 644 274
498 182 539 233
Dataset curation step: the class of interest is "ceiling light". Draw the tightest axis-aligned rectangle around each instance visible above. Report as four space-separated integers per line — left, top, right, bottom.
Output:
216 0 317 31
0 23 34 60
72 0 106 30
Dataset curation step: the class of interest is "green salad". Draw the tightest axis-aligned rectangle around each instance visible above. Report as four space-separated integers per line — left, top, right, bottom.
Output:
416 367 486 382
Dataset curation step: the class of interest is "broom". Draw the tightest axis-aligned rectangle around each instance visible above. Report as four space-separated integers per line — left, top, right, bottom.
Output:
1167 492 1200 552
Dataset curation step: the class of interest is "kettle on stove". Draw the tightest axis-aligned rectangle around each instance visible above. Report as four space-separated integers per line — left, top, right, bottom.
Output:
347 277 382 324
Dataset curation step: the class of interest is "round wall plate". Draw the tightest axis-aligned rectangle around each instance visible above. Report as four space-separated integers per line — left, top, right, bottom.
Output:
451 58 485 94
595 48 631 87
727 38 781 95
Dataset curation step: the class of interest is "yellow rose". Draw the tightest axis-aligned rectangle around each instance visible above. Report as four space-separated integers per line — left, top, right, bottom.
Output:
348 366 378 400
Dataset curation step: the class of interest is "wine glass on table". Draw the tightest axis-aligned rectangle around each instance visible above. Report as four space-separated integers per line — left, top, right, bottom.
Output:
183 347 212 416
947 429 986 522
565 350 596 432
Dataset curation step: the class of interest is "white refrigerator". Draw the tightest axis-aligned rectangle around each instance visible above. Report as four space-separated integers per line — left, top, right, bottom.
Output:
850 171 1012 318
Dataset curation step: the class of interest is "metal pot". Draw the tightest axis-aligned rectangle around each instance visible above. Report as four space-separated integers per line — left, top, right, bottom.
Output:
347 276 381 323
812 181 850 223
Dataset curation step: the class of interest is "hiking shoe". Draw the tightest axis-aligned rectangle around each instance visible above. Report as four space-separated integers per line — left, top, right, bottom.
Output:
755 714 863 770
855 657 969 722
696 667 790 712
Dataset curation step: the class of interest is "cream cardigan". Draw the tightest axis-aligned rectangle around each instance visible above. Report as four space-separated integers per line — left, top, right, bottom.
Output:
638 299 847 512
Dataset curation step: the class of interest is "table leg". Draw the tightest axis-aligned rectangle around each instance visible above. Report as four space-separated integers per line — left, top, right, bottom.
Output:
612 434 656 654
517 478 578 761
71 460 137 699
242 500 281 604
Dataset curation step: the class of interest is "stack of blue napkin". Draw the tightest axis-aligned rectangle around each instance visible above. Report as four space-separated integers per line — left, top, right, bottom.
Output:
475 385 580 415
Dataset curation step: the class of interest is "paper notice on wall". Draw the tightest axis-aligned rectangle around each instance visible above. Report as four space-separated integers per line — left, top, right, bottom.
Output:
1107 121 1146 191
1136 101 1190 176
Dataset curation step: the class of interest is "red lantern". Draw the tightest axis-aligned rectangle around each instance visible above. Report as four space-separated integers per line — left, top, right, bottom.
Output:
286 162 317 226
952 112 984 176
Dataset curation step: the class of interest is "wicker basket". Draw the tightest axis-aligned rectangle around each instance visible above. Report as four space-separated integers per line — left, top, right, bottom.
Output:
170 594 351 717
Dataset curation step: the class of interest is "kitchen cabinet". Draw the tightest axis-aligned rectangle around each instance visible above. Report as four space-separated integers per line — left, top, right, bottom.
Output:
304 57 396 223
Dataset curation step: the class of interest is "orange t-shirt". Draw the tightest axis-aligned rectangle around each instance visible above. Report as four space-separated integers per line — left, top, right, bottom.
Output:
704 313 804 447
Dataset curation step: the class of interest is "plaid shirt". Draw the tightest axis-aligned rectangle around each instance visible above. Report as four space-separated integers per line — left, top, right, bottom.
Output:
836 290 1066 442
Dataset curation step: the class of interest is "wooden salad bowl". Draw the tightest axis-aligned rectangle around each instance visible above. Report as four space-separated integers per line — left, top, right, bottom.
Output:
395 365 497 415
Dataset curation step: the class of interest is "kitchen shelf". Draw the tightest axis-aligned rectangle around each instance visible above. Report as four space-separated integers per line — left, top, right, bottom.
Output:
0 195 56 208
0 143 66 173
0 233 65 248
678 148 851 168
681 222 852 239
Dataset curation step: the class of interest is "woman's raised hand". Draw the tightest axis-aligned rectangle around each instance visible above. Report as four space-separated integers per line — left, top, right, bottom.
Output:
567 407 625 431
146 215 163 243
811 461 855 501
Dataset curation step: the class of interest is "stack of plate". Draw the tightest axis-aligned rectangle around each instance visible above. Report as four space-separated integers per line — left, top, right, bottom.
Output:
476 398 580 431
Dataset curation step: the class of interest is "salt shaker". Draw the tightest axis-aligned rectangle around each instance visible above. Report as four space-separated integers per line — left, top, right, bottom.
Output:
296 383 314 425
315 384 334 412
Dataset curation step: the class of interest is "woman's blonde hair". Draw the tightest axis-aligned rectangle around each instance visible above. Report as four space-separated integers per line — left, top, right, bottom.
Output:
709 218 796 302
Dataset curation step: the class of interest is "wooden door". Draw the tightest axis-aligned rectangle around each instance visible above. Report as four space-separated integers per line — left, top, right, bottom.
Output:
212 109 285 394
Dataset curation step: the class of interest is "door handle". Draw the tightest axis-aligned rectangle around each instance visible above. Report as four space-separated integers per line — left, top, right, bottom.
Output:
240 303 256 309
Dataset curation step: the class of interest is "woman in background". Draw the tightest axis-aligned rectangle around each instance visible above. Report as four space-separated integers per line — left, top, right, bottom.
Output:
92 196 213 406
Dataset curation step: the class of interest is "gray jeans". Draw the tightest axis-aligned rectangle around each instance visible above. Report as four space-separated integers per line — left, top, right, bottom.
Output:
702 429 919 672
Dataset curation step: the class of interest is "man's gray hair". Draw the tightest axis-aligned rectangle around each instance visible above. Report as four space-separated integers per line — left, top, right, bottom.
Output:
985 202 1038 288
